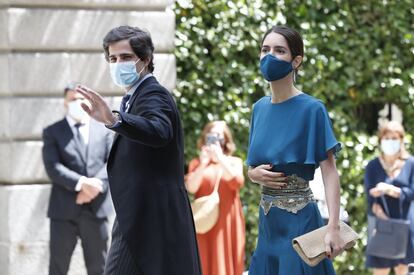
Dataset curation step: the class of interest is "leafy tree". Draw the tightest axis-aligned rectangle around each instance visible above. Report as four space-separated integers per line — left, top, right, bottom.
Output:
174 1 414 274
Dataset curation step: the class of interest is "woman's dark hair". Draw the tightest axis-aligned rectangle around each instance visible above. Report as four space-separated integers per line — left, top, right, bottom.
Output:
103 25 155 72
261 25 304 72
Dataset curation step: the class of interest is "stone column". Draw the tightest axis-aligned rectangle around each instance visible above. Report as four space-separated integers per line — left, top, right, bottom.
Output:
0 1 175 274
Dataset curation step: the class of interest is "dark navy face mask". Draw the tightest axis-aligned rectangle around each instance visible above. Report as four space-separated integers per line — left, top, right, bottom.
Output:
260 54 294 82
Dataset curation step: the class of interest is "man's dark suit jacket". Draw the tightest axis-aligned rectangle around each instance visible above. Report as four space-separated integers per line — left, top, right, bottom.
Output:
107 76 201 275
42 118 113 219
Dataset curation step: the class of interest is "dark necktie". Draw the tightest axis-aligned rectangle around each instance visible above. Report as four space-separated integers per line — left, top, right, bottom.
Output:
120 94 131 112
74 123 87 154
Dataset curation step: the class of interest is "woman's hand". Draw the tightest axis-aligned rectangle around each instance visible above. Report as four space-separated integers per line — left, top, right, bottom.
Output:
199 146 211 165
375 182 401 198
324 226 345 259
206 142 224 161
247 164 287 188
372 203 388 219
369 186 383 198
369 182 400 198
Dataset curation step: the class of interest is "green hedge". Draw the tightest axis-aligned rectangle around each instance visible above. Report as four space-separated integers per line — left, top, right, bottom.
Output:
173 1 414 274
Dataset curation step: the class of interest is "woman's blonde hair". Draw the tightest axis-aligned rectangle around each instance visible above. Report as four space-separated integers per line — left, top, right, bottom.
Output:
197 120 236 155
377 120 409 159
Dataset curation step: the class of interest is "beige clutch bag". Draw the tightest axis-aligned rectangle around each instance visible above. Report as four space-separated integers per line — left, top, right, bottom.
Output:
292 221 359 267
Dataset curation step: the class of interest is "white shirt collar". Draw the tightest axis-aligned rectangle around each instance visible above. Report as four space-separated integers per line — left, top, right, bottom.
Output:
65 115 90 128
126 73 153 96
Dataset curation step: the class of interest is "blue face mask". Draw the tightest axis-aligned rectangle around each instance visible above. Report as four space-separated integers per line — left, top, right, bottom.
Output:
110 60 142 88
260 54 294 82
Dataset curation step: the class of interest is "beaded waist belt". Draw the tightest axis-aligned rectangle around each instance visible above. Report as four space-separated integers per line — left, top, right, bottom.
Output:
260 174 315 215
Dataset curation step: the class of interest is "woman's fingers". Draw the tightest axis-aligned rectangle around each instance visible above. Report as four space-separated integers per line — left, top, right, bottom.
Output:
331 243 344 258
262 171 286 181
325 243 332 259
250 165 291 187
266 171 285 177
262 174 286 181
252 167 287 187
264 181 287 188
256 164 273 170
325 243 343 259
369 187 382 197
254 165 284 177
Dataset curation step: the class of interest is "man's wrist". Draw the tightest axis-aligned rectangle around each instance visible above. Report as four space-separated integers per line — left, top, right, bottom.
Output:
93 179 104 193
105 111 122 128
75 176 87 191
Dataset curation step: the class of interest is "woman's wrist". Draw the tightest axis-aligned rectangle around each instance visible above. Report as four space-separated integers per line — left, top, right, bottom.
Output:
247 168 256 183
386 185 400 197
386 186 393 196
327 222 340 231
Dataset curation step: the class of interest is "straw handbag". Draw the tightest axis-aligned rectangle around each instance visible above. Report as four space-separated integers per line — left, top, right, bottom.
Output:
292 221 359 266
191 169 223 234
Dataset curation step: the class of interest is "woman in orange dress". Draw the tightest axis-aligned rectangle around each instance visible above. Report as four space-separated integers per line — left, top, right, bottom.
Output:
186 120 245 275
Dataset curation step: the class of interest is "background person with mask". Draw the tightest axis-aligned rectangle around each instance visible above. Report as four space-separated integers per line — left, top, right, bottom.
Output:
76 26 201 275
185 120 245 275
42 83 113 275
364 120 414 275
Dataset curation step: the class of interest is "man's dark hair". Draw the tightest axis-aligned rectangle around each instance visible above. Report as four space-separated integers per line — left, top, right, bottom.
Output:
103 26 155 73
63 82 79 97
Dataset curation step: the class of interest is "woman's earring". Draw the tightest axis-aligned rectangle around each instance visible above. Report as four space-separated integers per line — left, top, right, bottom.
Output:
293 70 297 83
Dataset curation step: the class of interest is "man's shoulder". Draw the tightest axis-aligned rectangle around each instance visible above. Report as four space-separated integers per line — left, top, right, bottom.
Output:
44 118 67 133
139 76 170 94
138 77 177 111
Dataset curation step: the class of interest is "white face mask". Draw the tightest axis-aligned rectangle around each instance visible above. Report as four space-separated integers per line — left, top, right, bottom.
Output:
67 101 88 122
110 60 143 88
381 139 401 156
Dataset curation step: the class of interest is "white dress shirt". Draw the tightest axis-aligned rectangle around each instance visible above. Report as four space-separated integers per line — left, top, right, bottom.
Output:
66 115 92 191
66 115 90 145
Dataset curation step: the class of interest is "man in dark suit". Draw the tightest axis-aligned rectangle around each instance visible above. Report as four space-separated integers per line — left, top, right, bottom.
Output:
76 26 201 275
42 83 113 275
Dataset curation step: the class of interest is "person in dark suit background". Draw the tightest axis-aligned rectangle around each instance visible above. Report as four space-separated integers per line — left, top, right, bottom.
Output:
42 83 113 275
75 26 201 275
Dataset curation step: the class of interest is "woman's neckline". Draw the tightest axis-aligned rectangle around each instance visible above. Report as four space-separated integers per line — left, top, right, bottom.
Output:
378 156 406 179
269 92 305 105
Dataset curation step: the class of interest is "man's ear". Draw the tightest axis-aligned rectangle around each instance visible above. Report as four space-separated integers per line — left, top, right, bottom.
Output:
144 57 151 68
292 55 303 70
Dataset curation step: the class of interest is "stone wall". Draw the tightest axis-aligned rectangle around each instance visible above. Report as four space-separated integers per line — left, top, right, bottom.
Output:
0 1 175 274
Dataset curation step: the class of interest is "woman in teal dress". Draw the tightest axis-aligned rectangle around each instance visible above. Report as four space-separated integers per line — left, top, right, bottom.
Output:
247 26 344 275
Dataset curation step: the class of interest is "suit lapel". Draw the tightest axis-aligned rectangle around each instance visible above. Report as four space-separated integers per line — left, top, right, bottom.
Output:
125 76 154 113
